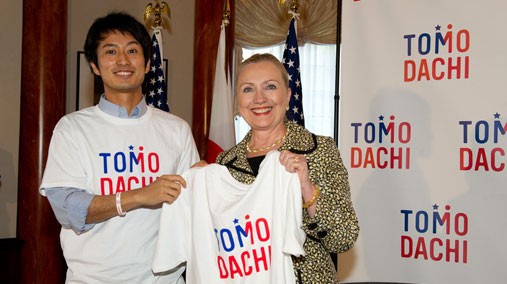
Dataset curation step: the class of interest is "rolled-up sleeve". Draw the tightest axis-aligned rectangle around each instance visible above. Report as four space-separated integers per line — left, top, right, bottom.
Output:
45 187 95 234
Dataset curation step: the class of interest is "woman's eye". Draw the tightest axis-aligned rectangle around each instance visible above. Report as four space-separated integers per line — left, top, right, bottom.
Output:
128 49 138 54
242 87 252 93
266 84 277 90
105 50 116 55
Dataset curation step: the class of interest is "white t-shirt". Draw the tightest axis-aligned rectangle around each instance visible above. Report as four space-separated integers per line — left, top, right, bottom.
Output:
40 106 199 283
153 151 306 283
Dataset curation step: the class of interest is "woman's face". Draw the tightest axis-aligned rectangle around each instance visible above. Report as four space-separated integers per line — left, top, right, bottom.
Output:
236 61 291 132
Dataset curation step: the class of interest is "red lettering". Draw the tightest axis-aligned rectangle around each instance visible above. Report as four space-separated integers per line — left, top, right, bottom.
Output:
100 178 113 195
391 148 403 169
401 235 413 258
401 236 467 263
448 57 461 79
115 176 126 193
431 58 445 80
240 251 253 276
404 57 469 82
417 59 430 81
147 153 160 173
404 60 416 82
491 148 505 171
460 147 505 172
255 218 270 242
363 148 375 168
429 238 443 261
462 240 468 264
414 237 428 260
217 256 228 279
446 239 461 263
128 176 139 190
377 147 388 169
252 246 269 272
228 255 243 279
350 147 410 169
217 246 271 280
460 148 473 170
406 147 411 169
475 148 489 171
351 147 362 168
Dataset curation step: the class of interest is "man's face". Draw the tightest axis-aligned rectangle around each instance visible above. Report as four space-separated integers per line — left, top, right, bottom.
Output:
90 31 149 96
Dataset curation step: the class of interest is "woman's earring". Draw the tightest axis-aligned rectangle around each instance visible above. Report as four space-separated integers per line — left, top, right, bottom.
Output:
285 105 289 111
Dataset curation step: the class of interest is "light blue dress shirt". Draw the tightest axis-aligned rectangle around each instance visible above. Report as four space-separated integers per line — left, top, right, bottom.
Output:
45 95 148 234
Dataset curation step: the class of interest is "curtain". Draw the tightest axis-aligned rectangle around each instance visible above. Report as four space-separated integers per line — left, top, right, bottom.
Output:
235 0 338 47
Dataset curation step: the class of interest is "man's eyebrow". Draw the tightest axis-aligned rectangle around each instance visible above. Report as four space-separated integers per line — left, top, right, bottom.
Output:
100 41 140 49
125 40 141 47
100 43 118 49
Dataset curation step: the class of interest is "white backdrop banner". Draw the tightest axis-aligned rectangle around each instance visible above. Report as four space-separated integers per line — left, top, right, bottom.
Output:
338 1 507 283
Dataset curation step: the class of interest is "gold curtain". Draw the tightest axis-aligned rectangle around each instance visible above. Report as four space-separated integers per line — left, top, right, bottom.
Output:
235 0 338 48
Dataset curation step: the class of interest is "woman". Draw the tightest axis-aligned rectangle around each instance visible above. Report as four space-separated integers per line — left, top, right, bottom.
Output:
216 53 359 283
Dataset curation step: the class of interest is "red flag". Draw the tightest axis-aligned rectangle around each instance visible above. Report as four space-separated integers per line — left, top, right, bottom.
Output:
205 24 235 163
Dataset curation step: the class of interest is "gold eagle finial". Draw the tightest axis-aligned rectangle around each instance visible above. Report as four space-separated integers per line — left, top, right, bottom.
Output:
144 0 171 30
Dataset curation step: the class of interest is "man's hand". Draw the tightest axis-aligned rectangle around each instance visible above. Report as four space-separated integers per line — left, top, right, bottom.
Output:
138 174 187 205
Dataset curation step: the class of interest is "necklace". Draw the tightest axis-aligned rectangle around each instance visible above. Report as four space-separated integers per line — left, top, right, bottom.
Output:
246 129 288 153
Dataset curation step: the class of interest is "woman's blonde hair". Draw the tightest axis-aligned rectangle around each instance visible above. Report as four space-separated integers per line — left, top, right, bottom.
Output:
235 53 289 92
234 53 290 115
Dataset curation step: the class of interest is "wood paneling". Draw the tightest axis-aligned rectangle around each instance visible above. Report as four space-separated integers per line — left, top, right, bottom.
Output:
16 0 67 282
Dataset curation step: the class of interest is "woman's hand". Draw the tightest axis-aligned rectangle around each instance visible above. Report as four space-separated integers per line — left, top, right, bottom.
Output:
279 151 317 215
279 150 311 186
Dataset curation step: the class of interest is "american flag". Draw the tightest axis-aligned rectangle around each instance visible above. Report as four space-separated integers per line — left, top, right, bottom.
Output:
144 30 170 112
282 17 304 126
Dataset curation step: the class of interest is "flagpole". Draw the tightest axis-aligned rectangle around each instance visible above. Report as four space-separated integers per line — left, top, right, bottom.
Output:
334 0 342 145
283 0 305 127
144 1 171 112
331 0 342 270
223 0 230 26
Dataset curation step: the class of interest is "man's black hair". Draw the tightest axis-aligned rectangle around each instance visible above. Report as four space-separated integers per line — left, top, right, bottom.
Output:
83 12 152 69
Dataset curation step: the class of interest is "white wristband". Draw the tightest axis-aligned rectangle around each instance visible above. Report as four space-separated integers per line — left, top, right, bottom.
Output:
116 192 126 217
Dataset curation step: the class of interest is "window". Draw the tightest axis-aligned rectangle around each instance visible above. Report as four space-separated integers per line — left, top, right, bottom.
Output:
235 44 337 142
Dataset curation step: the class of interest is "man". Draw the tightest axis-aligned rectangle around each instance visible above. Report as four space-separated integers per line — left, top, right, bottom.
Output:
40 12 199 283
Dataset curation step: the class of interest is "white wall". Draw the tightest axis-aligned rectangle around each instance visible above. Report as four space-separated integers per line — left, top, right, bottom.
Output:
0 0 195 238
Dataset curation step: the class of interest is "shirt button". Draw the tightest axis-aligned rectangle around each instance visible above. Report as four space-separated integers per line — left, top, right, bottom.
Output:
308 223 318 230
317 231 328 238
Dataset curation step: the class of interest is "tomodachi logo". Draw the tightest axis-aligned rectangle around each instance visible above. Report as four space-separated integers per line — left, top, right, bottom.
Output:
401 204 468 264
215 214 272 279
98 145 160 195
350 115 412 169
403 24 470 82
459 113 506 172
